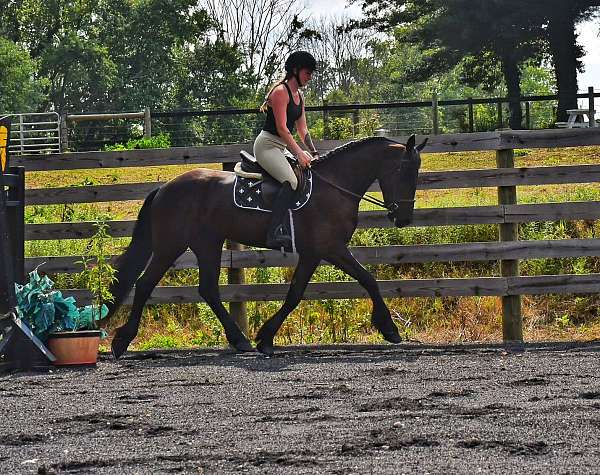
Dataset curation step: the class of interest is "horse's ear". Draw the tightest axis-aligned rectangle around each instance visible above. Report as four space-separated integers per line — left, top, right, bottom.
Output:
416 138 428 152
406 134 416 150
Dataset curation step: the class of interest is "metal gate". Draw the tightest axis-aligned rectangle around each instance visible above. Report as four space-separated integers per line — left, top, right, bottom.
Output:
0 112 61 155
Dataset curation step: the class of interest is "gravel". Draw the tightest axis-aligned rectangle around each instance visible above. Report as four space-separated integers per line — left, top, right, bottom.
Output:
2 341 600 474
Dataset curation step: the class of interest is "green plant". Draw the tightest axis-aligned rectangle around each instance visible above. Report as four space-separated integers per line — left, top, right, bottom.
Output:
76 219 118 328
14 268 107 340
555 313 572 329
103 133 171 151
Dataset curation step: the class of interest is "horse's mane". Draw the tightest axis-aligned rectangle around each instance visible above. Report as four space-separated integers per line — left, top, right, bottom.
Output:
313 136 390 165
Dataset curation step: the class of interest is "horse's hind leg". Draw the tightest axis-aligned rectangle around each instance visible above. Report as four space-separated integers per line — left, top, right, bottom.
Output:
255 254 320 355
111 248 184 359
191 241 254 352
325 246 402 344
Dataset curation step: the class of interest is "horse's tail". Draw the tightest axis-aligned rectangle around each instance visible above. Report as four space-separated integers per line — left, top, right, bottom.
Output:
106 188 159 318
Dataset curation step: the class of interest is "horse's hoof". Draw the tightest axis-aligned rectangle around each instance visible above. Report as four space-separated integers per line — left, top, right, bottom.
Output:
256 339 275 356
382 332 403 344
111 337 130 360
372 318 403 344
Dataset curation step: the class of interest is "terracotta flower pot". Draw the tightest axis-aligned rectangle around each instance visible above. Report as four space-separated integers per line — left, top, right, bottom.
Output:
47 330 101 366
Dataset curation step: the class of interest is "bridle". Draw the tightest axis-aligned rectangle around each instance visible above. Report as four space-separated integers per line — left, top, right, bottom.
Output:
310 166 415 221
309 136 417 220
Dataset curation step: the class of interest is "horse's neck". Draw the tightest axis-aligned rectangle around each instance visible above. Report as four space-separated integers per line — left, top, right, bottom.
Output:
316 148 379 196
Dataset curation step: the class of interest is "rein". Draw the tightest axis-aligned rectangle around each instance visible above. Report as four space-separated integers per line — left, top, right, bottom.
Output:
309 136 417 215
310 168 414 215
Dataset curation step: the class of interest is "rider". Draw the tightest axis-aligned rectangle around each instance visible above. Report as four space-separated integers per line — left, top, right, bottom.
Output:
254 50 319 248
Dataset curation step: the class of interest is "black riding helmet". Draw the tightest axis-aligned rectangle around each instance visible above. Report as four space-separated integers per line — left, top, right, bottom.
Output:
285 51 316 86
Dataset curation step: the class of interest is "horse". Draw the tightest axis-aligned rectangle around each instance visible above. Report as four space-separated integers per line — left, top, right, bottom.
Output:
106 134 426 358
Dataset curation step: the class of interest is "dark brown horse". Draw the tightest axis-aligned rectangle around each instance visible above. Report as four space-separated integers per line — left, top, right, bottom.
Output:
107 135 425 358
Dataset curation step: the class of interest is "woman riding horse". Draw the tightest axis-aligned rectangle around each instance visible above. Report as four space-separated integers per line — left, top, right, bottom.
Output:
255 51 319 249
106 131 425 358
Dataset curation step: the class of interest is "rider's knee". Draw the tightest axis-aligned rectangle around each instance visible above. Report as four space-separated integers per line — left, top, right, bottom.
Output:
288 175 298 191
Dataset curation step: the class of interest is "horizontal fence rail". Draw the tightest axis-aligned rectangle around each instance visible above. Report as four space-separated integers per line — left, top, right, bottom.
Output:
25 239 600 275
24 164 600 205
15 128 600 342
14 128 600 171
64 273 600 306
22 202 600 241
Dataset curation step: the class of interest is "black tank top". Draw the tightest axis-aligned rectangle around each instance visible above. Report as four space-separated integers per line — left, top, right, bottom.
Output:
262 82 303 137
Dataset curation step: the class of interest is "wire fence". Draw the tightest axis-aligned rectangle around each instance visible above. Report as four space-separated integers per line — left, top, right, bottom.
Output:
62 89 598 151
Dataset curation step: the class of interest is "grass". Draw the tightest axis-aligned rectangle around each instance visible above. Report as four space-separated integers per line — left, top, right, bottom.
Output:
24 146 600 350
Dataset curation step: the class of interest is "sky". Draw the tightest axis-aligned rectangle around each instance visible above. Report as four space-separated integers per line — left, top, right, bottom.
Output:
304 0 600 94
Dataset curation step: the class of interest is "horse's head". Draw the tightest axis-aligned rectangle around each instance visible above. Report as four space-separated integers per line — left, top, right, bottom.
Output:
378 134 425 228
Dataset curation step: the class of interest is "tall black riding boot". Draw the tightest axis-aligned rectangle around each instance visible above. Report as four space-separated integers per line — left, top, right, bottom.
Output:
266 181 295 249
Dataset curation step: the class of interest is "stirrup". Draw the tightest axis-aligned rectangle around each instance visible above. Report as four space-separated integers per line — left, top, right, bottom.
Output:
266 225 292 248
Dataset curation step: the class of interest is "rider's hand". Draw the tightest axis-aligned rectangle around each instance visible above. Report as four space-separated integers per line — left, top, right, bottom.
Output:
298 150 312 168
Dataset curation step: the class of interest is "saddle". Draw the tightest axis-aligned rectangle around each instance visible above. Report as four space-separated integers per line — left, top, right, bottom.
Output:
232 150 312 212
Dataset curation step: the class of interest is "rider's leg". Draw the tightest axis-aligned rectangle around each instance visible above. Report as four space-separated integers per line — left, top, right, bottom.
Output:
253 131 299 190
266 181 295 248
253 131 299 247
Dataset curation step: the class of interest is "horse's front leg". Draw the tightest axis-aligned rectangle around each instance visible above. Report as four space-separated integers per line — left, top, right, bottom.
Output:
112 250 183 359
325 247 402 344
256 254 321 355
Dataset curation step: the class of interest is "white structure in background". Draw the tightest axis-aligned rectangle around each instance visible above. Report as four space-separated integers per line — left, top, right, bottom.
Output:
0 112 61 155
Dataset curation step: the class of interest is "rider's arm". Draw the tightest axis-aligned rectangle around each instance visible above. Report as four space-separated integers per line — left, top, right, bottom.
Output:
270 86 311 167
296 101 318 158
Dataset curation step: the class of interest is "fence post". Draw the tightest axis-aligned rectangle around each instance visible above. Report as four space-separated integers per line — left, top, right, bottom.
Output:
525 102 531 130
496 148 522 342
323 99 330 139
589 87 596 128
497 101 503 129
144 107 152 137
7 167 25 284
18 115 25 155
59 113 69 152
468 97 474 133
432 93 439 135
352 109 359 137
222 162 248 336
0 171 16 313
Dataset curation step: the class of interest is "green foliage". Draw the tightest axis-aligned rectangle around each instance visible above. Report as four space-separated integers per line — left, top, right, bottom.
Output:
137 334 182 350
0 38 47 112
14 269 108 340
555 313 572 329
76 220 118 327
190 304 224 347
104 133 171 151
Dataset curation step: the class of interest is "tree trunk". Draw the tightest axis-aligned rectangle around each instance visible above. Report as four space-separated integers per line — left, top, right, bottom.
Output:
501 55 523 130
547 4 579 122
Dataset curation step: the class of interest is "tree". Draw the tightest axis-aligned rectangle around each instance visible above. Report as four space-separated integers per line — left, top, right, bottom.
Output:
3 0 221 112
200 0 312 93
529 1 600 121
356 0 546 129
300 15 373 101
90 0 215 111
0 38 47 113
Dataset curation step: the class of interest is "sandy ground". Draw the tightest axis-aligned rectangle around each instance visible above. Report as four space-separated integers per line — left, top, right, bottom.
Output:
2 342 600 474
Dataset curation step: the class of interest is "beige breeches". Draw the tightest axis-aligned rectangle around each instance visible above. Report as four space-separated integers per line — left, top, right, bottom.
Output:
253 130 298 190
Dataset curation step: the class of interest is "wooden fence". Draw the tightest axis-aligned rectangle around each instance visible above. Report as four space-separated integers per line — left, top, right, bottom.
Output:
13 128 600 342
